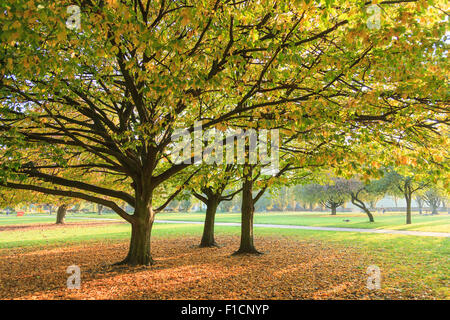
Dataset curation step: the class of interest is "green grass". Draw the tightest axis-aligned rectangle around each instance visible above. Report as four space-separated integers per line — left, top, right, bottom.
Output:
0 215 449 298
48 210 449 232
156 211 450 233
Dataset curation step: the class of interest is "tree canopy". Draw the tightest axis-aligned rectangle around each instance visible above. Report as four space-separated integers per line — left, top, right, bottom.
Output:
0 0 448 264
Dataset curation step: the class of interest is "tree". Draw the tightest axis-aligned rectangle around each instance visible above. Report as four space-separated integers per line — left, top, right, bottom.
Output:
396 176 426 224
416 195 424 215
56 204 69 224
1 0 448 265
377 170 429 224
219 196 238 213
234 158 308 255
270 186 295 211
313 179 350 215
254 192 272 212
347 180 376 222
423 188 444 215
1 0 273 265
97 204 104 215
0 185 79 223
190 164 241 247
296 184 321 211
234 163 265 255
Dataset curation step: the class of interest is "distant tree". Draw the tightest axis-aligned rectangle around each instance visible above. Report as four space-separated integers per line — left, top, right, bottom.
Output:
296 184 321 211
316 179 350 215
270 186 295 212
219 194 240 213
423 188 444 215
347 180 376 222
376 169 429 224
0 187 78 224
254 192 272 212
416 195 425 215
56 204 69 224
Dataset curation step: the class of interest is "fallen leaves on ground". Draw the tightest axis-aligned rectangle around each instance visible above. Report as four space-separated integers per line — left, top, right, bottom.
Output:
0 235 438 300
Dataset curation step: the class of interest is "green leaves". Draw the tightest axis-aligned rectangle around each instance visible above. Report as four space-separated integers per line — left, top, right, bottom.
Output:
0 0 447 219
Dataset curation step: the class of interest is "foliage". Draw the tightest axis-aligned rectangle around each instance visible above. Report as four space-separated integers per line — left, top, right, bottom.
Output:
0 0 448 264
422 188 446 214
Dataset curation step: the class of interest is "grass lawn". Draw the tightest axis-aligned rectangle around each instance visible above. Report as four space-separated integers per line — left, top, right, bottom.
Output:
9 210 447 232
0 214 448 299
156 211 450 233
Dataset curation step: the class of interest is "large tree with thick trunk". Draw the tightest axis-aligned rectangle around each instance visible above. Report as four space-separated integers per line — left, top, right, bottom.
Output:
191 165 241 247
1 0 448 265
56 204 68 224
233 162 296 255
234 163 263 255
194 187 238 247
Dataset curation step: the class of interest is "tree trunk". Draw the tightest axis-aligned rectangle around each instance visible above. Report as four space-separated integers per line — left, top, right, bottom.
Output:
364 208 375 222
351 193 374 222
56 204 67 224
234 165 261 255
331 205 337 215
98 204 103 215
431 203 439 215
405 192 412 224
417 198 423 214
200 197 219 247
119 202 155 266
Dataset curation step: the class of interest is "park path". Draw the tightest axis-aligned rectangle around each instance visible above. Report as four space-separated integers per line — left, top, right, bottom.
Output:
17 215 450 238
